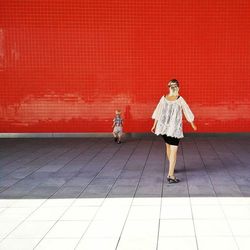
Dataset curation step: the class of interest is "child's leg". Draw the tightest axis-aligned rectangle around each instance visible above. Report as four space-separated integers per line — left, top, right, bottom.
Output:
117 129 122 143
113 126 118 137
117 134 122 142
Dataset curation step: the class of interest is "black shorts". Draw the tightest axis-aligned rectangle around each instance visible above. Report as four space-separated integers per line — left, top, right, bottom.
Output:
161 135 180 146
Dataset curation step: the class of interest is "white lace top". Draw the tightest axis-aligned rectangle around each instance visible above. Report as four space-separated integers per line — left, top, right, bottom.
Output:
151 96 194 138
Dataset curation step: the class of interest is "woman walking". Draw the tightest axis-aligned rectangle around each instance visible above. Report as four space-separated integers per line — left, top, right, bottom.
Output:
151 79 197 183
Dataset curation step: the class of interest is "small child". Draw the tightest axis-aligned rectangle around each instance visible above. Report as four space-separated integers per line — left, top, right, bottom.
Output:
112 109 123 144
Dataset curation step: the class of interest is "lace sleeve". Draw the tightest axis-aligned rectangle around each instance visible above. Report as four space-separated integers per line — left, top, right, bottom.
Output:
151 97 164 120
180 97 194 122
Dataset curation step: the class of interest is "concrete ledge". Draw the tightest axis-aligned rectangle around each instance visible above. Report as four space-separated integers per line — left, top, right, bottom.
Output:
0 132 250 138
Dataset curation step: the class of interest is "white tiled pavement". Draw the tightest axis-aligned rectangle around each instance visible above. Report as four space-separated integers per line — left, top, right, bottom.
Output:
0 136 250 249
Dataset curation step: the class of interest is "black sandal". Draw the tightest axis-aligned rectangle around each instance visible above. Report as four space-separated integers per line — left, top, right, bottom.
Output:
167 176 180 184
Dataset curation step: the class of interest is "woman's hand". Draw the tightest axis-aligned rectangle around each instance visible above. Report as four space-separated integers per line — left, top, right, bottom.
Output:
151 120 157 133
191 122 197 131
151 126 155 133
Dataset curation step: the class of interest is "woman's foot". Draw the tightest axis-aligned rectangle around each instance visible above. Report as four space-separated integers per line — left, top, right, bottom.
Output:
114 137 118 142
167 175 180 184
117 140 121 144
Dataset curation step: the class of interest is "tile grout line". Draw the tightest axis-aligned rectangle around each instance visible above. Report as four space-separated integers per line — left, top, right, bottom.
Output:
0 138 104 244
0 140 44 174
193 137 236 247
0 138 96 204
72 138 142 250
33 138 135 249
207 137 242 250
114 139 154 250
0 139 81 195
0 139 37 160
155 138 167 250
223 137 250 168
0 138 93 189
181 138 199 250
31 138 114 249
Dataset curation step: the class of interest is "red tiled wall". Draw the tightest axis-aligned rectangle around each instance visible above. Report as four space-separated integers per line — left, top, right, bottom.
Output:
0 0 249 132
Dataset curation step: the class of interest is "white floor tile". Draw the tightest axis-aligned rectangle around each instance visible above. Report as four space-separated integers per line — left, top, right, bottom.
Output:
10 199 44 208
117 237 157 250
45 220 89 238
132 197 161 206
235 236 250 250
94 206 129 221
7 221 55 239
27 207 67 221
61 206 98 221
0 238 40 250
192 205 225 219
162 197 191 206
218 197 250 205
194 219 232 236
228 219 250 236
35 238 78 250
120 220 158 239
76 237 118 250
0 207 6 214
127 206 160 220
101 198 133 207
197 236 238 250
41 198 74 207
190 197 219 205
84 220 124 238
161 205 192 219
222 205 250 219
158 237 197 250
159 219 195 237
0 221 21 238
0 199 16 208
72 198 104 207
0 207 35 221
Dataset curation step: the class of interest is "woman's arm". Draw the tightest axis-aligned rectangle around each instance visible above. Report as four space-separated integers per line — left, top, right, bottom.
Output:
151 97 164 133
151 119 158 133
180 97 197 131
190 121 197 131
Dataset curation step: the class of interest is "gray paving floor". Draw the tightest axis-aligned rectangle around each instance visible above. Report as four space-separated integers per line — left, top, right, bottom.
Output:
0 135 250 250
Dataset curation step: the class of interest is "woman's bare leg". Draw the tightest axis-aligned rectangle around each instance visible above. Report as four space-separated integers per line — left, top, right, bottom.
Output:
168 145 178 177
166 143 170 161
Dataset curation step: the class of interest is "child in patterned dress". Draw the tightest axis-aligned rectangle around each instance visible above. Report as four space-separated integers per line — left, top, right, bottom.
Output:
112 110 123 144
